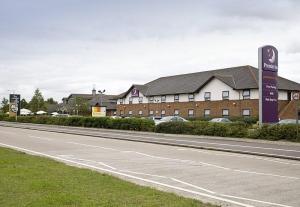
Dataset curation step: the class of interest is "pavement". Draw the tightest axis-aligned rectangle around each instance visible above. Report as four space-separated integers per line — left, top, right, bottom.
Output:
0 124 300 207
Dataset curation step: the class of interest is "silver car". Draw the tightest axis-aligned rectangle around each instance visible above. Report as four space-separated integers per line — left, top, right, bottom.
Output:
154 116 188 125
278 119 297 125
209 118 232 123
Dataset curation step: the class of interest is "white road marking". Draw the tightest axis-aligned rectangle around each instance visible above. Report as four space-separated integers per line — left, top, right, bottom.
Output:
0 142 255 207
177 148 300 166
28 135 52 141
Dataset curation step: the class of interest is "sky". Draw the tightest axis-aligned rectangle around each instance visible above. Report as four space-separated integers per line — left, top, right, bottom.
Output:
1 0 300 102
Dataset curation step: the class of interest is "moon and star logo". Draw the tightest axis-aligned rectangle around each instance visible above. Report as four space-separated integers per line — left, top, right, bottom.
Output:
267 48 276 64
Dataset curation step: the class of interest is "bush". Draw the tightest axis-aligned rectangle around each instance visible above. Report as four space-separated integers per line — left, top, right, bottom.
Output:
156 121 248 138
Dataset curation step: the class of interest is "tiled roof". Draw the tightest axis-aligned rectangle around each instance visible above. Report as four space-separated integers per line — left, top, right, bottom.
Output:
119 65 300 98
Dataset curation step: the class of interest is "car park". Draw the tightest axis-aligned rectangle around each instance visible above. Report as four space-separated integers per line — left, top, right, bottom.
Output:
154 116 188 125
209 118 232 123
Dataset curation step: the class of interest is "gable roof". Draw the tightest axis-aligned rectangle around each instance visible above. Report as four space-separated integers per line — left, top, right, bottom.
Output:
118 65 300 98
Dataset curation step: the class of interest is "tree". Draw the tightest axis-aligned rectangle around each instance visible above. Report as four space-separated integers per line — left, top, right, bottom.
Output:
20 98 29 109
45 98 58 105
29 89 46 112
0 98 9 113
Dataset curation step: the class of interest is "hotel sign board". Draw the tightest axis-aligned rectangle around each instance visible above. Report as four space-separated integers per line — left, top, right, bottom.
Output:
131 88 139 97
9 94 21 117
259 45 278 124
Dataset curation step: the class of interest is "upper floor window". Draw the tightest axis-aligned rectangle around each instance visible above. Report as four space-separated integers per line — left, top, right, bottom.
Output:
188 94 194 102
129 97 133 104
174 95 180 102
204 92 211 101
222 91 229 100
161 95 166 103
138 97 143 103
149 96 154 103
243 90 250 99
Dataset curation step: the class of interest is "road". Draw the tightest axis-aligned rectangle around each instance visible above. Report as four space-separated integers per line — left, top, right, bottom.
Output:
0 124 300 207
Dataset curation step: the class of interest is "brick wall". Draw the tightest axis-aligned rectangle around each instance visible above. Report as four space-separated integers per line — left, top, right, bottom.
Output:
117 99 292 119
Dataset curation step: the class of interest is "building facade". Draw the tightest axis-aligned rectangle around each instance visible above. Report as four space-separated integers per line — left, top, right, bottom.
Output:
116 66 300 119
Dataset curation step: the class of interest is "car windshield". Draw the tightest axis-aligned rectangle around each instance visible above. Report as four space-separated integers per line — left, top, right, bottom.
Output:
160 116 174 122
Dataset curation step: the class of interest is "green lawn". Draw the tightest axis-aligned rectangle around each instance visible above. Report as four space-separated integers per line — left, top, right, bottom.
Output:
0 147 217 207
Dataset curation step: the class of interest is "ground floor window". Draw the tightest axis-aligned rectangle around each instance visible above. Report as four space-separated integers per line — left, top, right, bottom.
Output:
149 110 154 116
174 109 179 116
204 109 210 117
128 110 133 116
161 110 166 117
120 110 124 116
139 110 143 115
222 109 229 117
242 109 250 116
188 109 194 117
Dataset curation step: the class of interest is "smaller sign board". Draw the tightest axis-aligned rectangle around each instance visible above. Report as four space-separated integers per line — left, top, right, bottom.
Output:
9 94 21 117
92 106 106 117
292 92 300 100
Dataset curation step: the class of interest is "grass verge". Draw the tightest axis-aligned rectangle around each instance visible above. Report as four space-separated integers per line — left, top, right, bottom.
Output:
0 147 217 207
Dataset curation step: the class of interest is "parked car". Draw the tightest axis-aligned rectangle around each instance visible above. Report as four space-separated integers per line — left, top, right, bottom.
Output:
209 118 232 123
52 114 70 117
278 119 297 125
154 116 188 125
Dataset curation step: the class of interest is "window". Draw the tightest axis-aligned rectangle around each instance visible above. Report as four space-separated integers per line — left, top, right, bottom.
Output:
128 110 132 115
129 97 133 104
188 109 194 117
120 110 124 116
138 110 143 115
243 90 250 99
222 91 229 100
149 96 154 103
138 97 143 103
161 110 166 117
242 109 250 116
149 110 154 116
188 94 194 102
174 109 179 116
204 92 211 101
161 95 166 103
119 99 123 104
222 109 229 117
174 94 179 102
204 109 210 117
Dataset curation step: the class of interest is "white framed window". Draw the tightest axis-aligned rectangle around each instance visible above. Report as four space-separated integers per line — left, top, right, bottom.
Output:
129 97 133 104
188 94 194 102
188 109 194 117
204 92 211 101
161 95 166 103
243 90 250 99
149 96 154 103
128 110 133 115
174 94 179 102
138 110 143 115
119 99 123 104
149 110 154 115
174 109 179 116
222 109 229 117
161 110 166 117
138 97 143 103
204 109 210 117
242 109 250 116
222 91 229 100
120 110 124 115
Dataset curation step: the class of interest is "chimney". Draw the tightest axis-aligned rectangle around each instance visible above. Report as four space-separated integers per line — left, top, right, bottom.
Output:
92 88 96 97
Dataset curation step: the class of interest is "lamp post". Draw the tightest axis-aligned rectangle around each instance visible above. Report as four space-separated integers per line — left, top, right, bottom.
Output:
98 89 106 106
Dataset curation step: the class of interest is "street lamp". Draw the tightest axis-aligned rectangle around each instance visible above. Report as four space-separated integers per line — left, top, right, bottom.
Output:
98 89 106 106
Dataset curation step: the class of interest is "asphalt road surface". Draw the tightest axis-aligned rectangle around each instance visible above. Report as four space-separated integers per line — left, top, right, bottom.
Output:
0 124 300 207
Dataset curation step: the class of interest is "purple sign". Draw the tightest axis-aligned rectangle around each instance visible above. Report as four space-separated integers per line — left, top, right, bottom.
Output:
131 88 139 97
259 45 278 124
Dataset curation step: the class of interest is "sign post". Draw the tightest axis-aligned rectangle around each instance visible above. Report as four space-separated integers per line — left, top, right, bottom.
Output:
258 45 279 126
293 92 300 137
9 94 21 121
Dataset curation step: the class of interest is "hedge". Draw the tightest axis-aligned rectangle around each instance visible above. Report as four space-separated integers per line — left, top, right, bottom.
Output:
0 116 155 132
155 121 248 138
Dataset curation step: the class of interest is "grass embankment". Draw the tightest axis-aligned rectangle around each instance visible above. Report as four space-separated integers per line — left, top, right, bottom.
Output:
0 147 216 207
